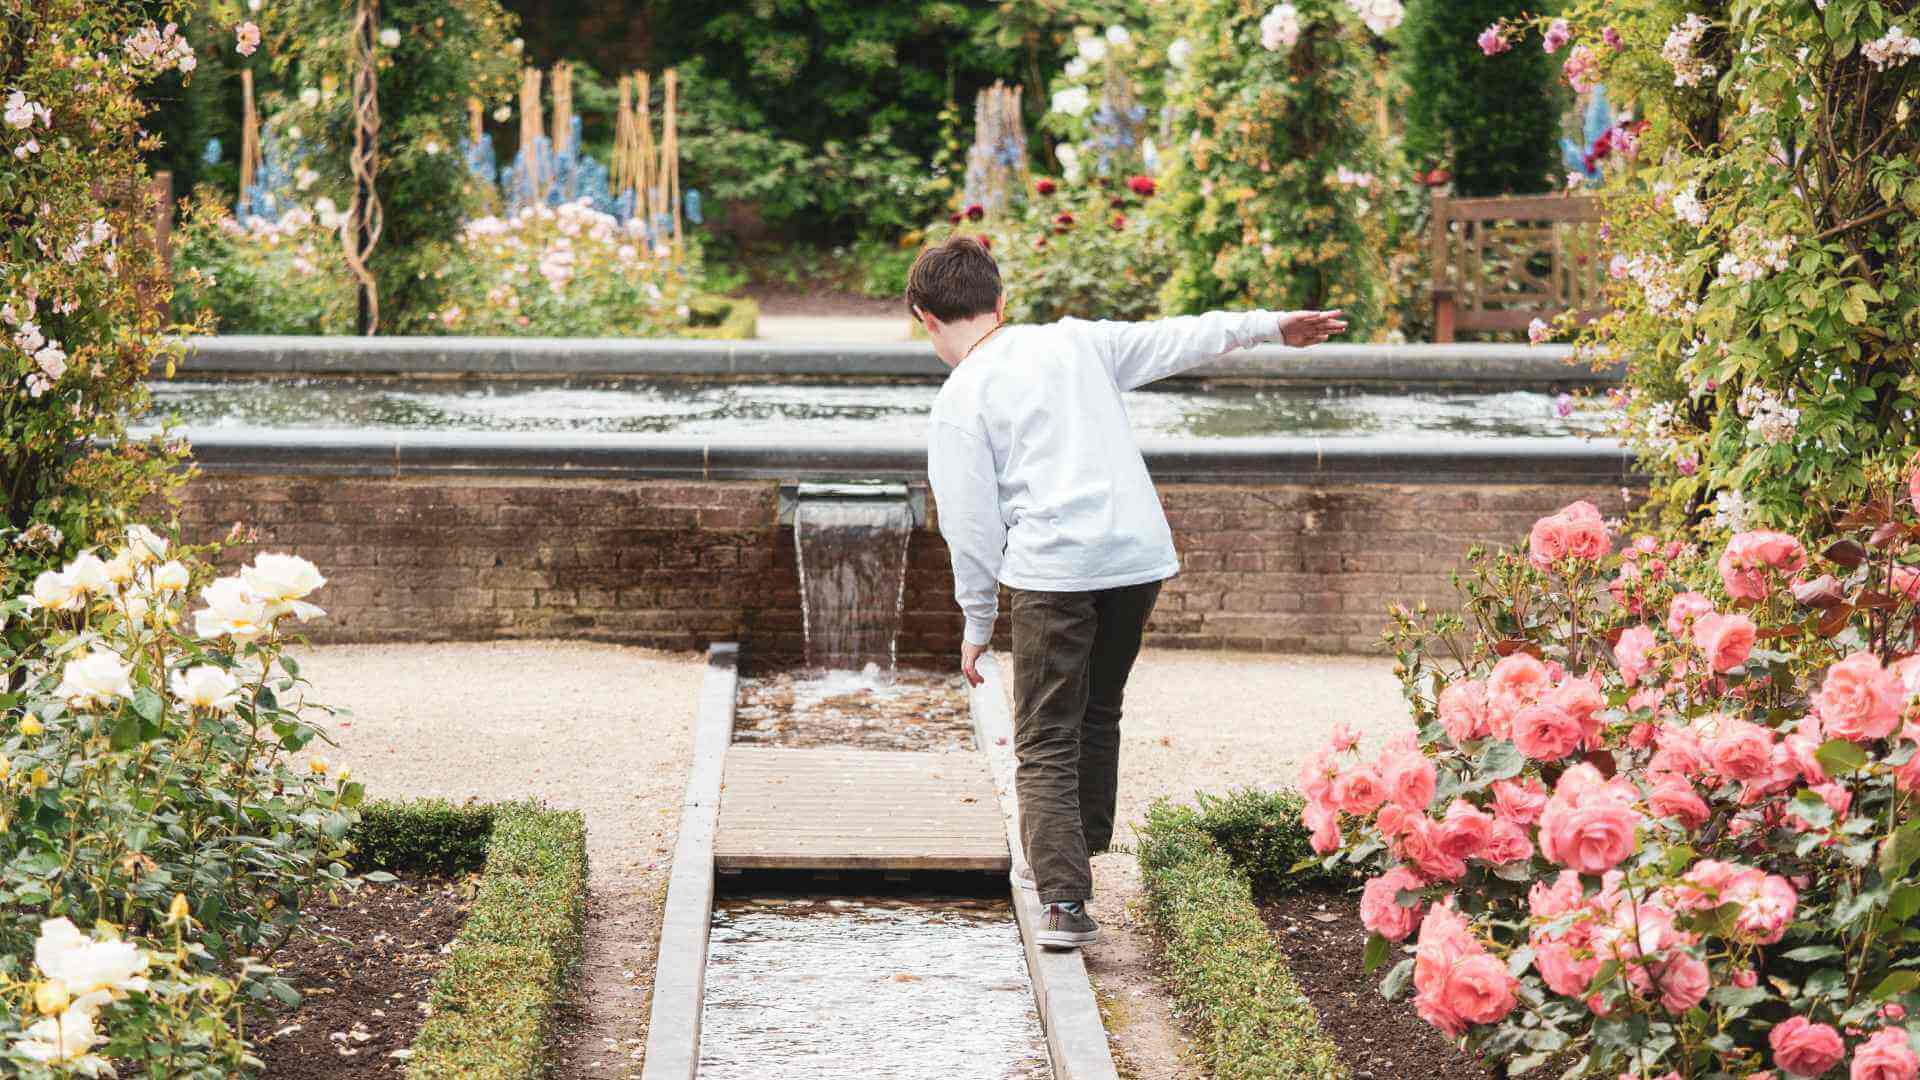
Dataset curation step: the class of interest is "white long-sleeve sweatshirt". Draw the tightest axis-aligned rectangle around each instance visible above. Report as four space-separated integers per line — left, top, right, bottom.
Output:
926 310 1285 646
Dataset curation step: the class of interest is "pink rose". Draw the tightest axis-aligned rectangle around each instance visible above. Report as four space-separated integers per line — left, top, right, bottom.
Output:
1911 464 1920 515
1897 750 1920 795
1376 803 1418 838
1489 652 1553 733
1436 799 1494 860
1533 938 1597 998
1650 725 1708 779
1892 567 1920 602
1694 612 1758 672
1541 791 1641 874
1304 799 1343 854
1648 776 1710 830
1667 592 1717 637
1548 676 1607 742
1492 777 1549 824
1331 765 1389 816
1514 701 1584 762
1719 530 1809 601
1360 866 1426 942
1542 18 1572 52
1771 1016 1846 1078
1529 513 1571 568
1384 752 1438 812
1615 625 1657 687
1883 1004 1908 1023
1478 24 1510 55
1817 652 1906 741
1529 869 1586 919
1729 873 1799 945
1443 952 1519 1026
1565 514 1611 561
1482 816 1535 864
1439 679 1492 745
1400 818 1468 882
1708 716 1776 781
1852 1028 1919 1080
1656 952 1711 1013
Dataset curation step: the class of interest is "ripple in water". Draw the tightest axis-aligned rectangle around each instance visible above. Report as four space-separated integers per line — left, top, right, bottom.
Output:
699 896 1050 1079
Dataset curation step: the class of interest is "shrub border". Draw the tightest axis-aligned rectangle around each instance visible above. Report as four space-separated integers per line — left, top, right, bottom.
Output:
1135 800 1349 1080
347 797 589 1080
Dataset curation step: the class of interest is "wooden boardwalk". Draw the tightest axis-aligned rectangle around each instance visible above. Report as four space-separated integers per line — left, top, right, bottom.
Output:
713 746 1010 872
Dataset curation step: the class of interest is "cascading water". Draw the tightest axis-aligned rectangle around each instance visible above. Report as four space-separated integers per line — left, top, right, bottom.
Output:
793 494 913 672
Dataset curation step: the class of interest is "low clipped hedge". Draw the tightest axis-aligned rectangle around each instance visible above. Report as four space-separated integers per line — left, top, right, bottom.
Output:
1187 788 1359 895
1136 798 1348 1080
347 798 588 1080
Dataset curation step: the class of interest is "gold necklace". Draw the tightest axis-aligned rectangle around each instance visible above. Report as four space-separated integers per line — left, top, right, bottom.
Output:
961 322 1005 361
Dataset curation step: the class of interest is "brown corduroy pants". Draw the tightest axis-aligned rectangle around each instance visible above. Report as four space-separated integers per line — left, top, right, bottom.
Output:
1009 580 1162 906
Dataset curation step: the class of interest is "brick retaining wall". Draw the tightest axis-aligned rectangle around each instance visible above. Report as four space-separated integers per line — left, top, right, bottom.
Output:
176 474 1637 658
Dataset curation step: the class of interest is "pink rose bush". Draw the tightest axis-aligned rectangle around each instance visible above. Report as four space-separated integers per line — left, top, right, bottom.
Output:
1307 474 1920 1076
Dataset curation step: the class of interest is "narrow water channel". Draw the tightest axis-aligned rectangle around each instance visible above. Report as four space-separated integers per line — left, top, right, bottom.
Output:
698 894 1050 1079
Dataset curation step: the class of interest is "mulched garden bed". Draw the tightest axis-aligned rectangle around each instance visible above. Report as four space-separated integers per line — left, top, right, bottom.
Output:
257 872 474 1079
735 668 974 751
1256 886 1494 1080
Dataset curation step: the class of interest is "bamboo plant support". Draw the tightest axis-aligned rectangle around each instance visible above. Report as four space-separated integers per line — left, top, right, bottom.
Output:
238 69 260 204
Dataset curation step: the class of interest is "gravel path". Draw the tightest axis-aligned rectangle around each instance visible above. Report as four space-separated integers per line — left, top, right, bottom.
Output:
291 641 705 1078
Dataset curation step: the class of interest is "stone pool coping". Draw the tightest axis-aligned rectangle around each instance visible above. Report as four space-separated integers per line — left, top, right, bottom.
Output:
181 430 1638 486
179 336 1618 387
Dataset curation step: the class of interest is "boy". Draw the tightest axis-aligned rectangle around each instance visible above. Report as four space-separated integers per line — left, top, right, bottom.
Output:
912 235 1346 949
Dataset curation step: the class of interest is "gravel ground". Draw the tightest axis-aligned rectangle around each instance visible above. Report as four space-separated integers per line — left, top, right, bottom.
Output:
291 641 705 1078
293 641 1406 1079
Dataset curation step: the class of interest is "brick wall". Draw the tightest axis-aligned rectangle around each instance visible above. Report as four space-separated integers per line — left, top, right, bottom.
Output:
176 474 1636 658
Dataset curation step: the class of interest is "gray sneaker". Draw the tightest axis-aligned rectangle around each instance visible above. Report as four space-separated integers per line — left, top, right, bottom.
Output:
1036 903 1099 949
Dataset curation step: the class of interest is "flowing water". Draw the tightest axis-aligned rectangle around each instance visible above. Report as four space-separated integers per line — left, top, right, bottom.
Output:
141 377 1613 440
793 499 913 672
698 896 1050 1079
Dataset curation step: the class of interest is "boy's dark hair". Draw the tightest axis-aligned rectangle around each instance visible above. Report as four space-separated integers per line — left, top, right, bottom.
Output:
906 235 1002 322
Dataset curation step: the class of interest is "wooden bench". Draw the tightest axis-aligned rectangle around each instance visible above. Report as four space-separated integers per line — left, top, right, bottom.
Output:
1430 193 1606 342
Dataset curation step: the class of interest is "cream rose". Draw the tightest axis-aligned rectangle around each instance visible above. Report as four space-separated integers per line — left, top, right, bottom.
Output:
55 649 134 710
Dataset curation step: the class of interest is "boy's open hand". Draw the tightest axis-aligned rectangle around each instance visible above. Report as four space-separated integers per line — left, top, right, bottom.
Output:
1275 310 1347 348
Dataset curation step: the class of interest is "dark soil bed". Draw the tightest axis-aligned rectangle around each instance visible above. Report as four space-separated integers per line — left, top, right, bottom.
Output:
1256 886 1494 1080
736 668 973 751
257 873 474 1079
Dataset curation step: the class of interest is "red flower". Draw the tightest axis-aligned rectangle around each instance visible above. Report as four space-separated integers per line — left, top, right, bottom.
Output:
1052 211 1075 230
947 212 963 224
1109 196 1125 209
964 203 985 221
1110 214 1127 230
1127 174 1156 196
1035 178 1057 196
976 234 992 251
1033 235 1048 249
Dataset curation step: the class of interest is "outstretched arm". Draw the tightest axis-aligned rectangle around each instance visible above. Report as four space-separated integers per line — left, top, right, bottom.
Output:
927 419 1006 685
1087 309 1349 390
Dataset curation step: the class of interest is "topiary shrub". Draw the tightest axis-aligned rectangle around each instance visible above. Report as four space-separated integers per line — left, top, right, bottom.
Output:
1304 471 1920 1075
1398 0 1561 196
1152 0 1396 334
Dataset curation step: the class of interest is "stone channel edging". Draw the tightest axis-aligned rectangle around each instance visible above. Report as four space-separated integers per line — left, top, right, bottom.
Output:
180 335 1617 386
639 643 738 1080
970 654 1123 1080
182 431 1637 486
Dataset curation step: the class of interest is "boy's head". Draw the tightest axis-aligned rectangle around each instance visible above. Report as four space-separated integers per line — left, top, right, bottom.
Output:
906 235 1003 330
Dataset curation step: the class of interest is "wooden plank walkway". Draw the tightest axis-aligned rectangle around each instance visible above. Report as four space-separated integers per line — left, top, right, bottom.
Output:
713 747 1009 871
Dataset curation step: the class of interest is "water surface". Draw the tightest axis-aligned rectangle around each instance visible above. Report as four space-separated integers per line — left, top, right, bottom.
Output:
143 377 1612 440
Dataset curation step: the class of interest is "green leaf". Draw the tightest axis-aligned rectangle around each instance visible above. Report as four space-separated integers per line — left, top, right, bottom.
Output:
1791 789 1835 829
1380 957 1414 1000
1872 971 1920 1000
131 688 163 723
361 871 397 884
1363 931 1390 973
1889 885 1920 921
1474 740 1525 784
1816 738 1869 775
1782 945 1844 963
1881 823 1920 879
109 711 143 751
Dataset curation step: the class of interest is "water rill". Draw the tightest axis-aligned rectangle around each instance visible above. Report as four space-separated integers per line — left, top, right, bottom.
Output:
792 486 914 672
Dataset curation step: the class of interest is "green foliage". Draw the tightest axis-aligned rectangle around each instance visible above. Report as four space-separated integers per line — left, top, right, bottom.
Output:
258 0 521 331
171 192 357 334
351 799 497 876
1192 788 1359 894
924 178 1174 323
1515 1 1920 533
1154 0 1390 333
1399 0 1561 196
406 802 587 1080
1 0 197 572
1136 801 1349 1080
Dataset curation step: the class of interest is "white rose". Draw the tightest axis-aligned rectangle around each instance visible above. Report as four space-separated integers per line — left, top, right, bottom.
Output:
64 552 110 594
1168 38 1193 70
1064 57 1089 79
34 919 150 998
193 576 270 642
152 560 190 592
13 1007 104 1065
102 550 136 585
56 648 134 710
241 553 326 610
27 571 79 612
1077 35 1108 63
1105 25 1131 46
171 665 241 712
1050 86 1092 117
124 524 168 564
378 27 401 48
299 87 321 108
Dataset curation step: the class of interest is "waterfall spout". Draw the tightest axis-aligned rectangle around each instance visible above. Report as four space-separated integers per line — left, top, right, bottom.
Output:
792 487 914 672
